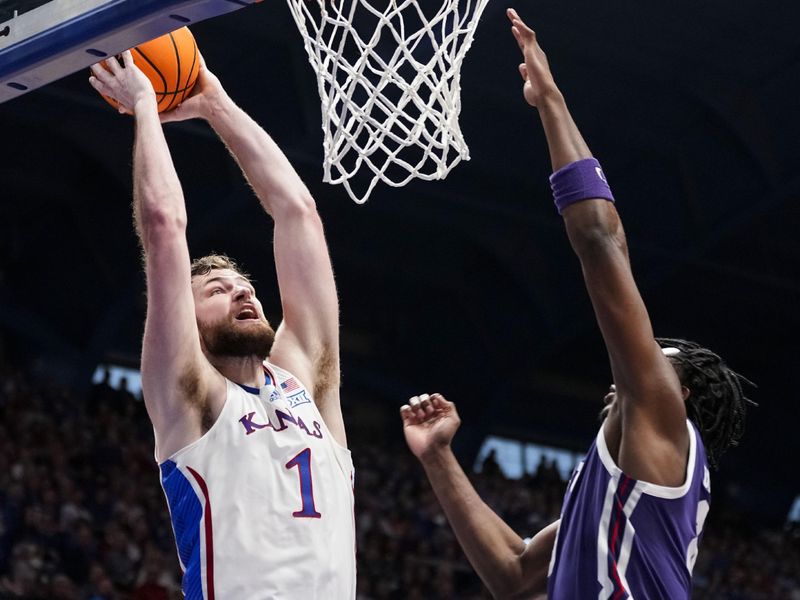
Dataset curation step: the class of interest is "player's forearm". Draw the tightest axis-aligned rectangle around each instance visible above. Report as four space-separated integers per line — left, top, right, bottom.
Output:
536 93 624 258
205 95 313 218
419 447 528 598
133 100 187 244
535 92 593 172
563 200 627 260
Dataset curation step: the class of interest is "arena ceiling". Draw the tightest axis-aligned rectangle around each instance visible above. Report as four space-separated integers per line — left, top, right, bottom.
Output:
1 1 798 519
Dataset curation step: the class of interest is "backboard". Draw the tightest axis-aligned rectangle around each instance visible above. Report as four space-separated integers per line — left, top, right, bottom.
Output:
0 0 261 104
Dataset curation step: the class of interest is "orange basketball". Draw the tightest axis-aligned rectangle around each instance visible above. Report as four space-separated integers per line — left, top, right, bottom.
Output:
102 27 200 113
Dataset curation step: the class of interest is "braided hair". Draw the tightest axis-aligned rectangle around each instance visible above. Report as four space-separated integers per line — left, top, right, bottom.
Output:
656 338 756 469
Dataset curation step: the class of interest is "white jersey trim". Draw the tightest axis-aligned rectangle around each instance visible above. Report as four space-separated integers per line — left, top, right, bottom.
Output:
595 468 645 599
596 476 618 599
616 482 644 598
597 420 697 500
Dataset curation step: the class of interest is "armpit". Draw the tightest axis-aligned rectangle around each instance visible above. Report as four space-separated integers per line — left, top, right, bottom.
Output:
313 345 340 400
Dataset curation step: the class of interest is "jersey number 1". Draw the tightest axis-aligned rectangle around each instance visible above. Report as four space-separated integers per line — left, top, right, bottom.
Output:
285 448 322 518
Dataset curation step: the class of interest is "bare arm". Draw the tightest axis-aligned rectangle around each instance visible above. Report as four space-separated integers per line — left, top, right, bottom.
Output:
162 63 344 445
508 9 687 485
89 54 224 458
402 394 557 599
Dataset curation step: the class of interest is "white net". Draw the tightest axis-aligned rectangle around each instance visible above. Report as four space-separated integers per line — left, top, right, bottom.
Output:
286 0 490 203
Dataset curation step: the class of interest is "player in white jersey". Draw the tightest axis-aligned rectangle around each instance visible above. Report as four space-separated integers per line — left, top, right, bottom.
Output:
89 52 355 599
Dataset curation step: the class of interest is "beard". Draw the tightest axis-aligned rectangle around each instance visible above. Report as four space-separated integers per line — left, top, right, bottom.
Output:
200 317 276 359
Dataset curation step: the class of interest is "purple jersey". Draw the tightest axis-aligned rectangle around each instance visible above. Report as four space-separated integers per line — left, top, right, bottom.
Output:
547 420 710 600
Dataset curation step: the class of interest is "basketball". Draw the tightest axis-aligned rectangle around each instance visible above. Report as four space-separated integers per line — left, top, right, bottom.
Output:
101 27 200 113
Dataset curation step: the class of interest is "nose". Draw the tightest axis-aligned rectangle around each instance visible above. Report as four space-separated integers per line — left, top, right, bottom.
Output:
234 285 252 301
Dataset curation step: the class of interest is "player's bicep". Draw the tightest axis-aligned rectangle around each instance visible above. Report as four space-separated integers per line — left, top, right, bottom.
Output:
511 520 560 599
272 208 339 374
140 237 220 425
581 249 685 424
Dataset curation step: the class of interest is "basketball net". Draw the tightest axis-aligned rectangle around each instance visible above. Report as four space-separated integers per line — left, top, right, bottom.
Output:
286 0 489 203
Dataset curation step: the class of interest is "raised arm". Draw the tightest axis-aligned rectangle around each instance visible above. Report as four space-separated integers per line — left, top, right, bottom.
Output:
89 54 224 459
401 394 556 599
507 9 688 486
161 61 343 445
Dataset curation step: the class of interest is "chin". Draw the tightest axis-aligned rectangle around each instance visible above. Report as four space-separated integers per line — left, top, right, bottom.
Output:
202 319 276 358
235 319 263 327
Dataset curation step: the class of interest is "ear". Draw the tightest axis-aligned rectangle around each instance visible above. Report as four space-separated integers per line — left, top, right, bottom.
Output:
681 386 691 402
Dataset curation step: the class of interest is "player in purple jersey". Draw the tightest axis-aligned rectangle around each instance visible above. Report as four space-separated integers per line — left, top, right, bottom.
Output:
400 8 753 600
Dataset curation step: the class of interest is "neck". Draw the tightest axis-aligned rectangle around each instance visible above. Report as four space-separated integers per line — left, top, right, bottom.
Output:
208 354 266 388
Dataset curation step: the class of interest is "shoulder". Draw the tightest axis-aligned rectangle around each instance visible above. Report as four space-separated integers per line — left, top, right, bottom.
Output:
264 360 297 382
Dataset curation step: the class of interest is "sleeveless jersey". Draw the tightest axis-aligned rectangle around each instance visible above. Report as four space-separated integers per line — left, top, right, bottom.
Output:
158 362 356 600
547 420 710 600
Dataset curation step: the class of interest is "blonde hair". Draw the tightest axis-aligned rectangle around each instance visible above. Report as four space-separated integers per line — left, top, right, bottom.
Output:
190 254 251 281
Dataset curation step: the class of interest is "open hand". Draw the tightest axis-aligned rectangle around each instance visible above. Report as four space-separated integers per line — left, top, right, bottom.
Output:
400 393 461 460
89 51 155 114
507 8 560 108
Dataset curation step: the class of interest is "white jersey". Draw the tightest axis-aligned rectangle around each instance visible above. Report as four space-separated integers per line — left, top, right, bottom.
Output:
158 362 356 600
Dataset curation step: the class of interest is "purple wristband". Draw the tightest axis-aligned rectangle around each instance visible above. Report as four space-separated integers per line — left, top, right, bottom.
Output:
549 157 615 215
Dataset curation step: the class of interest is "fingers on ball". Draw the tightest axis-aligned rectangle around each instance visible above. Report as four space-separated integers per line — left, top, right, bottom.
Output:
90 63 112 82
104 56 122 74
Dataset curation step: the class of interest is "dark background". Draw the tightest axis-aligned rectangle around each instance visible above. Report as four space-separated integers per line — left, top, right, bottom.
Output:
1 0 798 523
0 0 51 22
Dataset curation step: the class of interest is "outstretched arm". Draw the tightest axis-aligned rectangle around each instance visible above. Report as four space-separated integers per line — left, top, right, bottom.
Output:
89 54 225 459
507 9 687 486
162 62 343 446
401 393 557 599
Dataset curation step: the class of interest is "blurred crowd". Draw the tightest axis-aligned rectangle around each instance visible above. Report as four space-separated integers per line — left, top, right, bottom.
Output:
0 366 798 599
0 368 178 600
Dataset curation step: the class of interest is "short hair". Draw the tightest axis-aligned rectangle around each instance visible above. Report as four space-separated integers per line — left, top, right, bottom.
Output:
657 337 756 469
190 254 251 281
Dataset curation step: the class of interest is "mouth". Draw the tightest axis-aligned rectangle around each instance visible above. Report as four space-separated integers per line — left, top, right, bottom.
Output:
235 306 259 321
